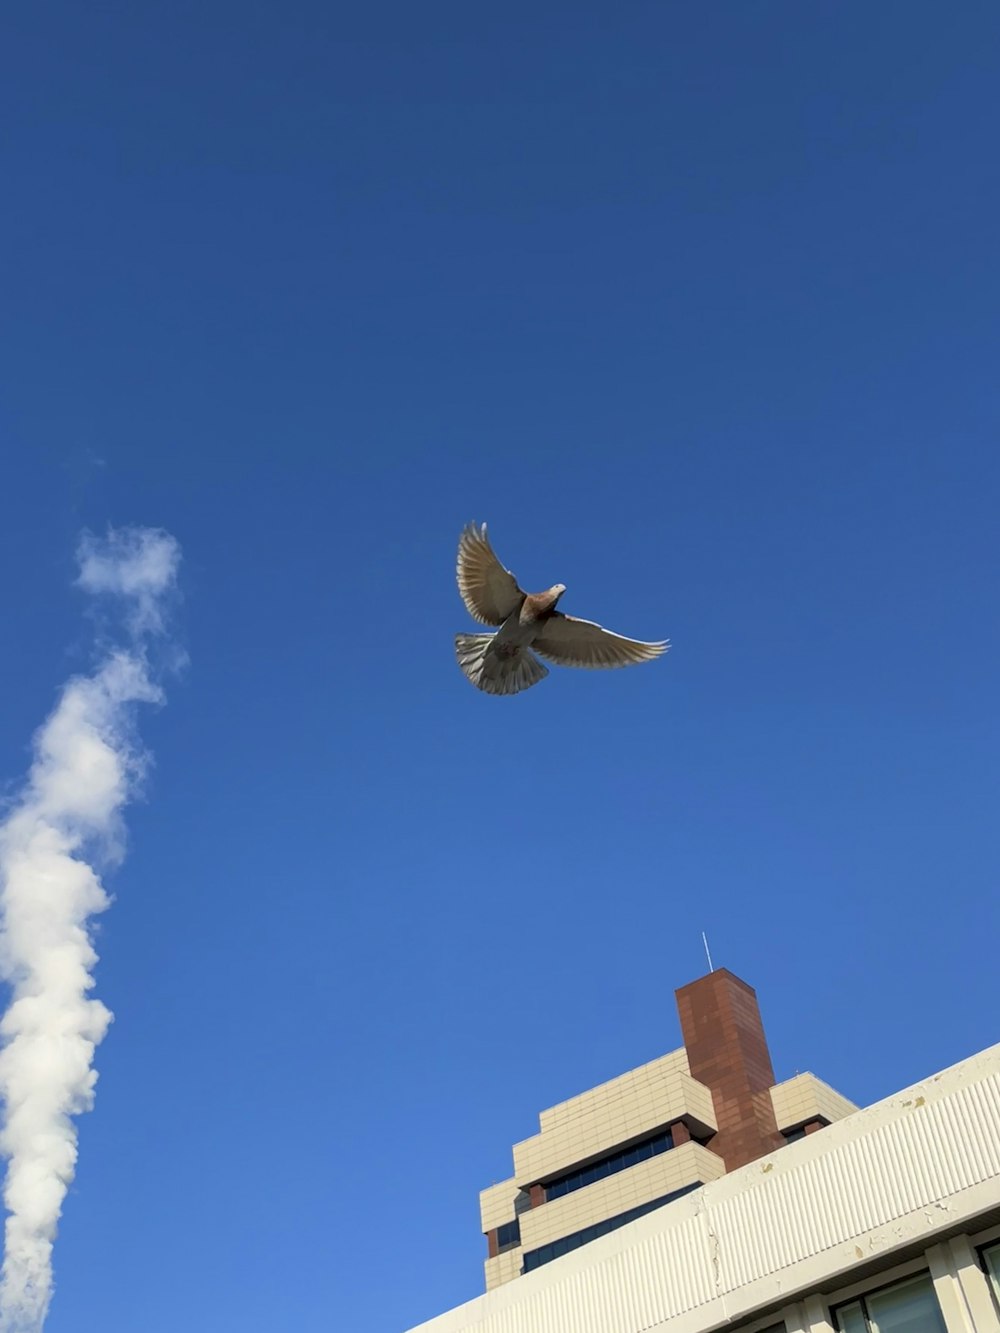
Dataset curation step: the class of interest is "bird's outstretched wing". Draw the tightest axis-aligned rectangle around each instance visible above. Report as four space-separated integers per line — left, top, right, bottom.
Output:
456 523 523 625
533 613 669 669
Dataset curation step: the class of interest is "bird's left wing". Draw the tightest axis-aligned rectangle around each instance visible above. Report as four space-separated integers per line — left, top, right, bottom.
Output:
533 613 669 669
456 523 523 625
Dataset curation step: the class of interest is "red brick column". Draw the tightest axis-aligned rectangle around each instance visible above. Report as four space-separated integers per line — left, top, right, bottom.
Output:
669 1119 691 1145
675 969 785 1170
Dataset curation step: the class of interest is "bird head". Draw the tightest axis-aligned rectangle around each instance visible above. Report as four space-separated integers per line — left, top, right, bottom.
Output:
549 583 567 604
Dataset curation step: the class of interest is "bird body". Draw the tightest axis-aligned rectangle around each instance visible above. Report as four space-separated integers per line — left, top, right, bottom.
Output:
454 523 667 696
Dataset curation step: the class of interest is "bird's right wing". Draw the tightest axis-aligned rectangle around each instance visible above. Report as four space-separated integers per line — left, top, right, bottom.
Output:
533 613 668 669
456 523 523 625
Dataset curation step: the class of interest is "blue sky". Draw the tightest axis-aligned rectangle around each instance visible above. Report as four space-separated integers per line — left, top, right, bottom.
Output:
2 3 999 1330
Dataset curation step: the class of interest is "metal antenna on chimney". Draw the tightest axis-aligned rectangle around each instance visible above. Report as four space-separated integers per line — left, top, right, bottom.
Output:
701 932 714 973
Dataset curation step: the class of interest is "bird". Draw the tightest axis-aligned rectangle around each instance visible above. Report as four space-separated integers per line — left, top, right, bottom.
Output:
454 522 668 696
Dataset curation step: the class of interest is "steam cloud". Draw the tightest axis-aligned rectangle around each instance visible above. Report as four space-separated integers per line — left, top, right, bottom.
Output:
0 527 181 1331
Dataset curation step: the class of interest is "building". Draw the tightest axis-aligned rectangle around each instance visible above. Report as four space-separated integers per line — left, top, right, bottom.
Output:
405 969 1000 1333
480 969 856 1290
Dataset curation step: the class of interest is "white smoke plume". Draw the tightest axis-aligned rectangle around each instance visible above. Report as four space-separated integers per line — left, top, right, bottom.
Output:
0 526 181 1332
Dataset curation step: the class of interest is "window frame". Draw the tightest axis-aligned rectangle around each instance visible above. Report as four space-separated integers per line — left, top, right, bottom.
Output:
495 1218 521 1254
824 1256 937 1313
521 1182 700 1274
830 1269 946 1333
542 1127 675 1202
977 1239 1000 1312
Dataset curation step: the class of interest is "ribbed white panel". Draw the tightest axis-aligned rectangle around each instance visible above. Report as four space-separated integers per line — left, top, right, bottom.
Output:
407 1050 1000 1333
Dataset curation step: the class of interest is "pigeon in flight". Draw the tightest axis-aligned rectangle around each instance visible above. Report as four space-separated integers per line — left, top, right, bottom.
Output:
454 522 668 696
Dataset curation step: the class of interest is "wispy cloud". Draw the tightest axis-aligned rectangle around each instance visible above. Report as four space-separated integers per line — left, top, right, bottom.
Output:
0 526 181 1332
76 526 181 635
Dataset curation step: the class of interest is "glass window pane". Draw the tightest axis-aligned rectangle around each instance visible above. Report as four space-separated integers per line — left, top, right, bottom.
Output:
982 1245 1000 1306
868 1275 945 1333
837 1301 867 1333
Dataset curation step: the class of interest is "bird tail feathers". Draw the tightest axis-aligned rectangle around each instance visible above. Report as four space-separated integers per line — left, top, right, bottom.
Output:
455 633 549 696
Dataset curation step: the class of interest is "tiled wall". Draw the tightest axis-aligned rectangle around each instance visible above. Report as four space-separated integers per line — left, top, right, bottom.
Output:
518 1141 726 1251
513 1049 716 1185
479 1177 520 1233
483 1246 521 1290
770 1073 858 1132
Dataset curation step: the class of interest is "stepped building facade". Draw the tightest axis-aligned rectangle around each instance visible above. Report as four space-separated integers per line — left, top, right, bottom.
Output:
406 969 1000 1333
480 969 856 1289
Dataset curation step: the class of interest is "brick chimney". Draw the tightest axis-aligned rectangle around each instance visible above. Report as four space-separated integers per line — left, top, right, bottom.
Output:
675 969 785 1170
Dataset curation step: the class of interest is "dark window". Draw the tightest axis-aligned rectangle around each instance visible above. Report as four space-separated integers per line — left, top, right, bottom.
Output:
981 1242 1000 1312
783 1118 828 1143
832 1272 946 1333
543 1129 675 1202
521 1183 700 1274
495 1219 520 1253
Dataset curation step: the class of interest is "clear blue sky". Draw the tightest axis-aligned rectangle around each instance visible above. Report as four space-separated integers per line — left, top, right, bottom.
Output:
2 3 999 1330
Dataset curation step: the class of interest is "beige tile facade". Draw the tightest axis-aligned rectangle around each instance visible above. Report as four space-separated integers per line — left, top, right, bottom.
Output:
770 1073 858 1133
479 1178 520 1233
483 1247 521 1290
480 1048 726 1290
512 1048 716 1186
518 1141 726 1250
